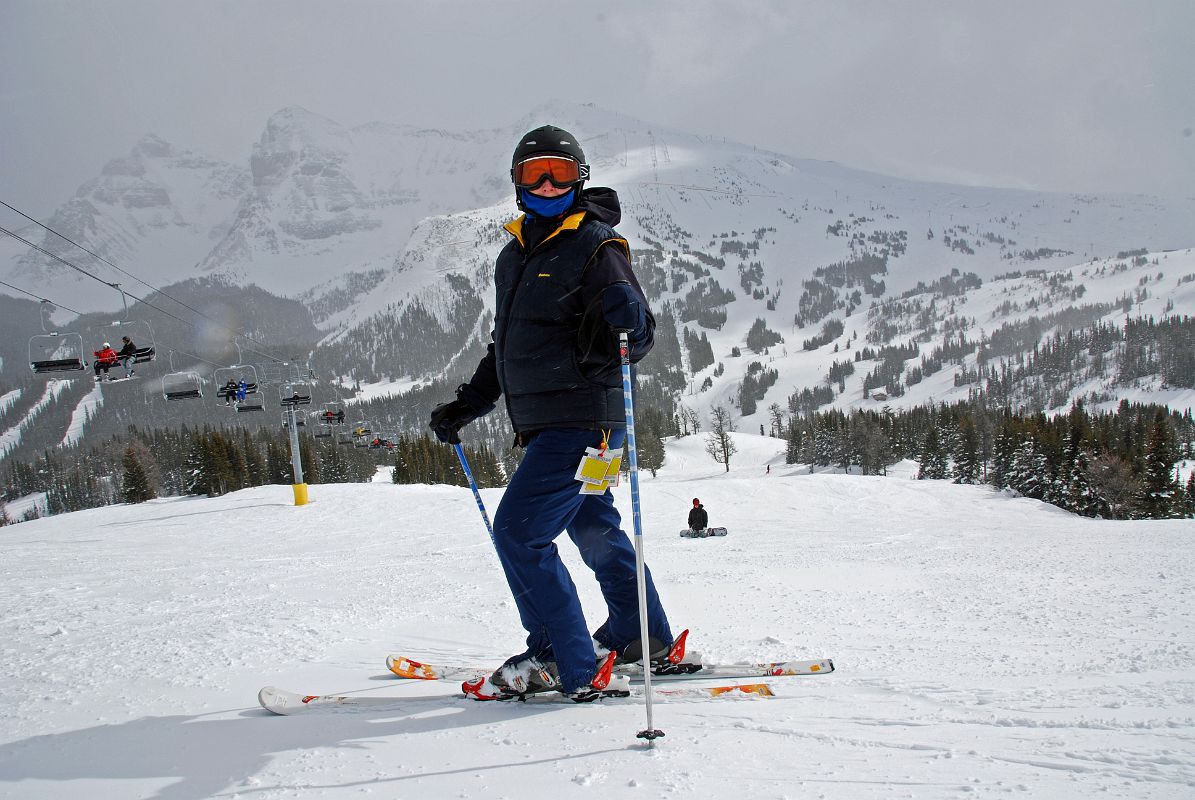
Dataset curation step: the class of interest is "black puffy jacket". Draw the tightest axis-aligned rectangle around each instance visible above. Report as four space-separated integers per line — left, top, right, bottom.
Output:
465 188 654 435
688 504 708 531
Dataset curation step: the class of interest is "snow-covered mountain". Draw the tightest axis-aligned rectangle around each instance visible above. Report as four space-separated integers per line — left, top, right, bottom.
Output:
3 102 1193 444
2 435 1193 798
1 135 248 311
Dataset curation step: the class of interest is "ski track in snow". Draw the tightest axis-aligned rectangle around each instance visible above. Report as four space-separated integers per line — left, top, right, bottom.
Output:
60 381 103 448
0 380 67 460
0 434 1192 799
0 387 21 416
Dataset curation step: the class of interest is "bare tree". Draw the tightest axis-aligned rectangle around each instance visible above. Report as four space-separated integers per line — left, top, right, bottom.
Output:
768 403 785 438
705 406 737 472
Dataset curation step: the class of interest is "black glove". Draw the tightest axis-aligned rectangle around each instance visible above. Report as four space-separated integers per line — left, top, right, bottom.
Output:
429 384 494 444
602 283 647 341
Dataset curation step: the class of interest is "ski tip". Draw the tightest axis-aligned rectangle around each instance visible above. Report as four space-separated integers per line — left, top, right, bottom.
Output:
258 686 290 714
387 655 440 680
708 683 774 697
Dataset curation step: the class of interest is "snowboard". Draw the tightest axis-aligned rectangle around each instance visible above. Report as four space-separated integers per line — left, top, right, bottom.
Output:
680 527 728 538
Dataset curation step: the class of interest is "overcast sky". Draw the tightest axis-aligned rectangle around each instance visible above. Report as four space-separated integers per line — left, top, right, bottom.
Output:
2 0 1192 218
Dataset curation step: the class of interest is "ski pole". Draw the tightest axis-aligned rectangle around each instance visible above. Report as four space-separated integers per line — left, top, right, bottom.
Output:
453 442 495 545
619 331 664 742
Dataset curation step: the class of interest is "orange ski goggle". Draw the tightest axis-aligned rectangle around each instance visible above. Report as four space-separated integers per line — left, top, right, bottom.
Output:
512 155 589 189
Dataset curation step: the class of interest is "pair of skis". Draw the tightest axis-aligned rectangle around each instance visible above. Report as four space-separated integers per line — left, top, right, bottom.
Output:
258 653 834 715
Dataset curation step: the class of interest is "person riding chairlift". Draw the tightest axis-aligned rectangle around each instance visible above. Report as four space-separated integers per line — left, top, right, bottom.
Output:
92 342 119 381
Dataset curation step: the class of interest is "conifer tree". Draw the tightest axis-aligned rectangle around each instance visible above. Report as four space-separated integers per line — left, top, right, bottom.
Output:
784 416 802 464
1063 450 1107 517
120 446 157 504
242 430 267 486
1008 440 1048 500
1134 411 1184 518
637 416 667 477
952 417 981 484
265 440 290 484
184 435 209 496
918 425 948 479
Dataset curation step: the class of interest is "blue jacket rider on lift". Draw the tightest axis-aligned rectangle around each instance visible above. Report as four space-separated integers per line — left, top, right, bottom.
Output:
430 125 682 702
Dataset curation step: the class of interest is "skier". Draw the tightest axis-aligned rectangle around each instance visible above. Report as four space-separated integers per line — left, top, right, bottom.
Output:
236 379 248 403
92 342 118 380
221 379 238 406
429 125 679 702
688 498 709 534
116 336 137 377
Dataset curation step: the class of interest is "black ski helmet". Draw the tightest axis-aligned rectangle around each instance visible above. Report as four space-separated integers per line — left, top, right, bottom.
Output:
511 125 589 211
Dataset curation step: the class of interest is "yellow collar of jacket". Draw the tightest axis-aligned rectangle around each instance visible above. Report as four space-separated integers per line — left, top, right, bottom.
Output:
503 210 587 251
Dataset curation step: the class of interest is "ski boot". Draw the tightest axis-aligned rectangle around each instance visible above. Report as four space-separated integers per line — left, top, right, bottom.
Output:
462 651 629 703
607 629 703 676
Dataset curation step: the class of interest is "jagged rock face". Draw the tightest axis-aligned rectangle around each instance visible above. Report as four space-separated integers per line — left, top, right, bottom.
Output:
8 134 248 303
249 108 379 240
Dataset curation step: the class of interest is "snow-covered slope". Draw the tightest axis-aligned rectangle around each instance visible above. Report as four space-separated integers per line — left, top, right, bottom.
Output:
2 434 1192 798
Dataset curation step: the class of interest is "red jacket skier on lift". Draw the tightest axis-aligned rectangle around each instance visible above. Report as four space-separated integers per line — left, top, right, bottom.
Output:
92 343 118 380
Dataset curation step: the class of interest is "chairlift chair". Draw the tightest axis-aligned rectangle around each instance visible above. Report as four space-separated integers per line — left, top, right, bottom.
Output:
29 301 86 373
160 352 203 401
311 409 333 438
213 364 263 412
30 331 87 373
98 284 157 366
351 420 372 448
314 402 344 438
369 431 397 452
279 378 313 409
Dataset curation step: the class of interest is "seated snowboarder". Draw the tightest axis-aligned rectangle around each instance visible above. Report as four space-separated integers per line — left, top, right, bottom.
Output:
688 498 708 535
222 379 238 405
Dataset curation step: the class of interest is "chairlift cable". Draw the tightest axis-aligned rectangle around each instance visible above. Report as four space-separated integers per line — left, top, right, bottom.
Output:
0 209 290 364
0 198 285 356
0 279 86 317
0 223 287 365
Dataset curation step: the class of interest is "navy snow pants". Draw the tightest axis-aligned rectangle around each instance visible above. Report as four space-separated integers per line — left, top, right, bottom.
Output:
492 427 672 692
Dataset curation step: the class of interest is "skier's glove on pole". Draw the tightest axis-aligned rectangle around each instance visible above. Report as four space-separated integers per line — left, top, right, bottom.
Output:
429 383 494 444
602 283 646 343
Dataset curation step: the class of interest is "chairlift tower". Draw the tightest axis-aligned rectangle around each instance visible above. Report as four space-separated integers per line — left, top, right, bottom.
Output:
279 377 314 506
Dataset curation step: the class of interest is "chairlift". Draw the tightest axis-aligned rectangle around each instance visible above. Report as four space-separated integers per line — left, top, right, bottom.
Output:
351 419 372 447
161 352 203 401
213 364 263 412
311 409 333 438
369 431 397 451
316 401 347 426
29 300 86 373
283 411 306 428
314 402 344 439
97 283 157 366
279 378 313 409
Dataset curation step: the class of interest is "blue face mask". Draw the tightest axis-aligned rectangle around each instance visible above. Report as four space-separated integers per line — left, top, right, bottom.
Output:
520 187 576 218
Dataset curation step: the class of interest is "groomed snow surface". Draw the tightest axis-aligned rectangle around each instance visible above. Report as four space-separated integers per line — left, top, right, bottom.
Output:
1 433 1192 799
